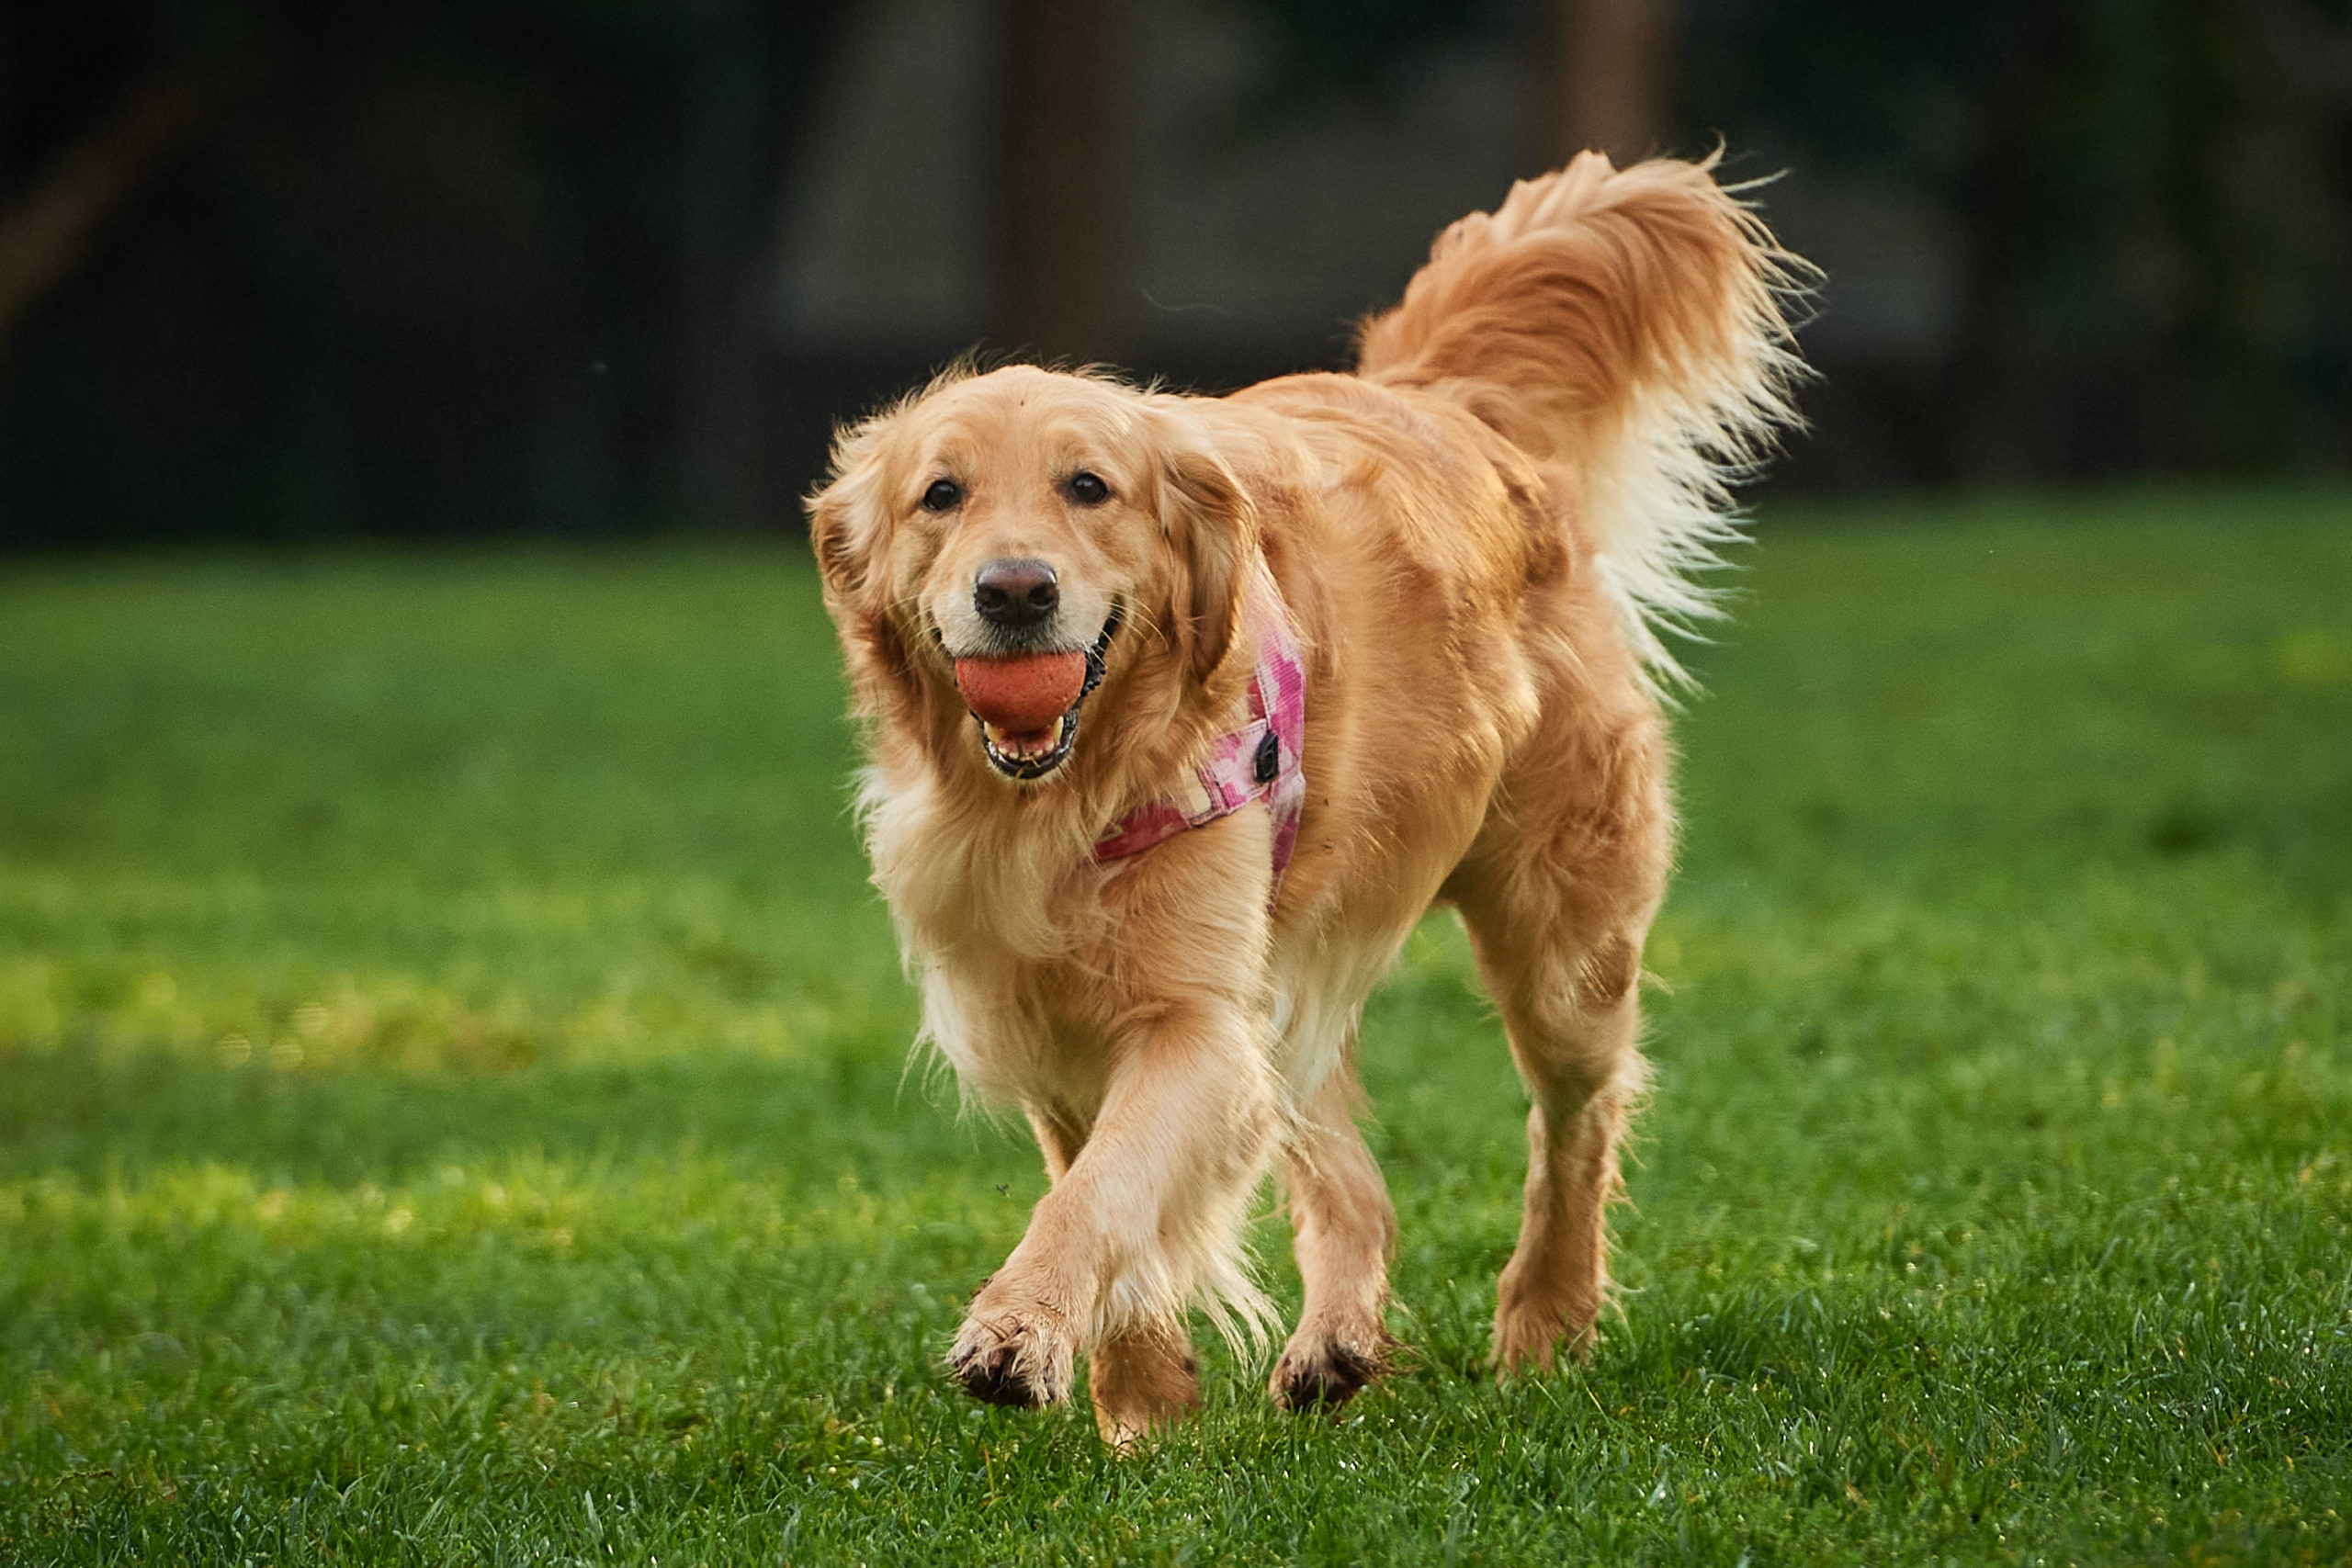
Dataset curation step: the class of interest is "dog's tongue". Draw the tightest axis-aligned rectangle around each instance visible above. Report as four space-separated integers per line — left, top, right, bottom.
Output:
954 651 1087 738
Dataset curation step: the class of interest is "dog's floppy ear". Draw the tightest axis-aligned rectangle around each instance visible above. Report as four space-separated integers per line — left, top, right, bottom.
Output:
806 422 913 689
807 422 891 606
1158 440 1258 682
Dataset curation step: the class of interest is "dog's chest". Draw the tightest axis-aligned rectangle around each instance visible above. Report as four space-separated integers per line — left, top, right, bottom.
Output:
919 946 1121 1103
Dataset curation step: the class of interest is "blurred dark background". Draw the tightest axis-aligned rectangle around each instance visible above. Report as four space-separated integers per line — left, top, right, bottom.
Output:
5 0 2350 548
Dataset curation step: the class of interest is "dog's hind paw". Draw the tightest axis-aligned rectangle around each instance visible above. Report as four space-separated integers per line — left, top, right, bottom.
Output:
1490 1293 1598 1377
1270 1335 1386 1413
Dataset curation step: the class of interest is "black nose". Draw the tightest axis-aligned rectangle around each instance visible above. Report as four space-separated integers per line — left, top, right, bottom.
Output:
973 558 1059 627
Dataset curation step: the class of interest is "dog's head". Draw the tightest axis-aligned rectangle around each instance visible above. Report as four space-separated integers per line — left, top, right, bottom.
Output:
809 366 1257 785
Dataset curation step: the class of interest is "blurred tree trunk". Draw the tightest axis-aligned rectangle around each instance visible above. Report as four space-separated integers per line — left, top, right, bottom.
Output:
2236 0 2352 463
1939 6 2078 483
676 0 776 530
0 72 202 354
997 0 1125 361
1540 0 1669 167
675 0 854 530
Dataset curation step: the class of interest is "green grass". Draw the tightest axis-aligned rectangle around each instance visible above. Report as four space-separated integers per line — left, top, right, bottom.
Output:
3 486 2347 1565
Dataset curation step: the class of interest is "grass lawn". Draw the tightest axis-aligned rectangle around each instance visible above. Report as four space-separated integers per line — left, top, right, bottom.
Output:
3 486 2348 1565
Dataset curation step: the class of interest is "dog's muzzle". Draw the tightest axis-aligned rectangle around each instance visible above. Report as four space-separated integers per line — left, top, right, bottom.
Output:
955 604 1123 781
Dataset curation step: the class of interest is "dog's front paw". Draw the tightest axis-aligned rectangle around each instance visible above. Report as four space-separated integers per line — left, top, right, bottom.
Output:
949 1299 1077 1408
1090 1325 1201 1448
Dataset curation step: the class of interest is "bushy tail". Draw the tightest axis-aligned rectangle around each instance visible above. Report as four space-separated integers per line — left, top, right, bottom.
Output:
1356 152 1807 686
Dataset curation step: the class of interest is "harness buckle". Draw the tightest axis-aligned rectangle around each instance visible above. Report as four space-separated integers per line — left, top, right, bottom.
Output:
1252 728 1281 785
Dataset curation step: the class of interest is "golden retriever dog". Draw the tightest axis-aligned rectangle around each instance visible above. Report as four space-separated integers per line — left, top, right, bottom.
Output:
809 152 1803 1445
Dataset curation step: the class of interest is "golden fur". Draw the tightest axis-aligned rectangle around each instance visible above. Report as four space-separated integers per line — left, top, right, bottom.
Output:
808 152 1804 1444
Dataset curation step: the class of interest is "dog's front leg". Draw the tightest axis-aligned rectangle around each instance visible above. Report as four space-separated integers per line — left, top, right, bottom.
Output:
950 1000 1279 1434
1019 1107 1209 1447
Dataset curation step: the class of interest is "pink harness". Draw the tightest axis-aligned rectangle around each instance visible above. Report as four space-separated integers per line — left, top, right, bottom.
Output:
1092 560 1306 901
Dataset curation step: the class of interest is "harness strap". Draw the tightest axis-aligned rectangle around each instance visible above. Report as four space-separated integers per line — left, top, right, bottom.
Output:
1091 558 1306 903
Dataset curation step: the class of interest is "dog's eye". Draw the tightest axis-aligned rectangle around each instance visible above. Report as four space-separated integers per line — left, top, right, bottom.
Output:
1067 471 1111 506
920 479 963 513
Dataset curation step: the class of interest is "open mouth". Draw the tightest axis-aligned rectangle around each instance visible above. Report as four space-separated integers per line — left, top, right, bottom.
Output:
952 604 1122 781
979 707 1080 778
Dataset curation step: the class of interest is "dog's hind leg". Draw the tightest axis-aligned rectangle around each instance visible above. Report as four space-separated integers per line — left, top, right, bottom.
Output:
1466 920 1648 1373
1269 1052 1397 1411
1446 701 1668 1374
